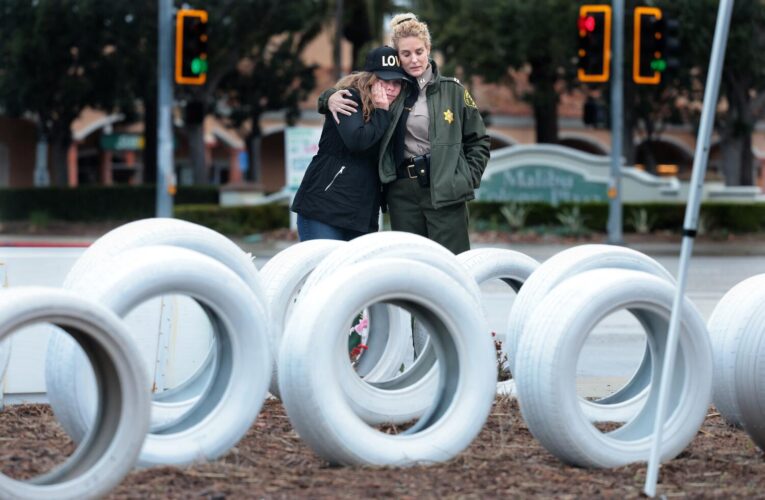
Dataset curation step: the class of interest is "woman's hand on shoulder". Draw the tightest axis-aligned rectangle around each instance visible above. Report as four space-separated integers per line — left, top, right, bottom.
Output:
371 81 389 111
328 89 359 124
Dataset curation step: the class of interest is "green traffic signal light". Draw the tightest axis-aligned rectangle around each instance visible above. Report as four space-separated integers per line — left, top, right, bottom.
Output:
650 58 667 72
191 57 208 75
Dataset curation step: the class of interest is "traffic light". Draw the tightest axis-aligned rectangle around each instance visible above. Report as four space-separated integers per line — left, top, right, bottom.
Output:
175 9 208 85
634 7 679 85
577 5 612 83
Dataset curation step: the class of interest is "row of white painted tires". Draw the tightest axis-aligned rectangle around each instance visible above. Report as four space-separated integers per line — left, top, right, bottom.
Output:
30 220 716 477
709 273 765 450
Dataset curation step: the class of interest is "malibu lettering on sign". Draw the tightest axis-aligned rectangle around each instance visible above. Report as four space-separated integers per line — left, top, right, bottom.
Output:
478 165 607 206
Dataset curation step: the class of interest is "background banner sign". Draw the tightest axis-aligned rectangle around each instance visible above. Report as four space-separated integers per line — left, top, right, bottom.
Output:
284 127 321 191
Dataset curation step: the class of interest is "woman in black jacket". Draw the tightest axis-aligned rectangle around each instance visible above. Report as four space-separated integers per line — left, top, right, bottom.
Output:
291 46 410 241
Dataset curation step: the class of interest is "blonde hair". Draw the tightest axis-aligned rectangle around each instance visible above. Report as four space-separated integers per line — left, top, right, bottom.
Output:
335 72 379 122
389 12 431 51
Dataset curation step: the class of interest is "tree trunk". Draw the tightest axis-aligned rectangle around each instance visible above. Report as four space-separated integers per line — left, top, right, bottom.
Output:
143 88 158 185
533 94 558 144
720 135 743 186
528 58 559 143
185 100 207 185
740 133 754 185
186 122 206 184
622 80 636 164
49 126 72 187
246 121 263 183
720 78 756 186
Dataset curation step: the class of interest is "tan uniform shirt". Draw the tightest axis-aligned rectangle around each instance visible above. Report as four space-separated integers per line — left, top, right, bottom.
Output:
403 64 434 159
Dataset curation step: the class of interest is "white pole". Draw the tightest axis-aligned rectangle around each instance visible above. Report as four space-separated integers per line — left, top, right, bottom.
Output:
643 0 734 496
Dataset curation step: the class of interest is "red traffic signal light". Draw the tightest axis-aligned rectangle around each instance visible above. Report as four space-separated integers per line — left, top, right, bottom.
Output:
175 9 208 85
577 5 612 83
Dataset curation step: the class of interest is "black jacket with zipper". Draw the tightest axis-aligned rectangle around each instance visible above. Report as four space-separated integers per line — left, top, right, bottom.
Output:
291 88 391 233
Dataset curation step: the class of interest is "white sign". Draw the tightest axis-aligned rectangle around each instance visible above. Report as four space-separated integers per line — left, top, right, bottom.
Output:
284 126 322 191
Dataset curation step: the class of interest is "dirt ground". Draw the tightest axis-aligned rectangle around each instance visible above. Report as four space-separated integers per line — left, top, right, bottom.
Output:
0 398 763 499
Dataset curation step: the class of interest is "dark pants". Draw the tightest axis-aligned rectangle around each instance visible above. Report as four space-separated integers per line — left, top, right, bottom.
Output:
386 178 470 255
297 214 366 242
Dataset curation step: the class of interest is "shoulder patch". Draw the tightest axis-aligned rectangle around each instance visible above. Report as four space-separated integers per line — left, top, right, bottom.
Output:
442 76 464 86
463 89 477 109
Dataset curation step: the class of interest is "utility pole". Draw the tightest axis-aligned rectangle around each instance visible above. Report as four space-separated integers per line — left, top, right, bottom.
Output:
607 0 624 244
333 0 344 80
156 0 174 218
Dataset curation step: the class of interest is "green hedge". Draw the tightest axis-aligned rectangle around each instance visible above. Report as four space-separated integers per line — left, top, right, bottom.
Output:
0 186 218 221
174 204 290 235
468 201 765 233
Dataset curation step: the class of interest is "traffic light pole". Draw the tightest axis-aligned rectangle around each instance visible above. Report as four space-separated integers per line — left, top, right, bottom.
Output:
156 0 174 218
644 0 733 497
607 0 624 244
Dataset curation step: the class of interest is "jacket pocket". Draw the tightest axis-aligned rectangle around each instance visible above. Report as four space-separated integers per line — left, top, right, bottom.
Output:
324 165 346 191
452 147 473 199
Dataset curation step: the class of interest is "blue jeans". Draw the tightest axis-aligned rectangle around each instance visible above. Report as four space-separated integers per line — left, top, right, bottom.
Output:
297 214 367 242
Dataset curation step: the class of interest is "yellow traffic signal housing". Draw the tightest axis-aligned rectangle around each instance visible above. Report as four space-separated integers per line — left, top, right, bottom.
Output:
175 9 208 85
633 6 663 85
577 5 612 83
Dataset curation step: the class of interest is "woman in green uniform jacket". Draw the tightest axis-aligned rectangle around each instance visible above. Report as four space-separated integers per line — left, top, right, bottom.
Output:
322 13 490 254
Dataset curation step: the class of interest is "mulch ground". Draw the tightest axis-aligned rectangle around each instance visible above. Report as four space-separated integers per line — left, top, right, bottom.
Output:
1 398 763 499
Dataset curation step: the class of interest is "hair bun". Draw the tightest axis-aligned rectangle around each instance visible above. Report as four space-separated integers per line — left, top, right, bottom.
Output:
390 13 417 28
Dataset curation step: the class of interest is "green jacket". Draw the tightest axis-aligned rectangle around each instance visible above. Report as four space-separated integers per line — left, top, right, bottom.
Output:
379 60 490 208
318 60 490 209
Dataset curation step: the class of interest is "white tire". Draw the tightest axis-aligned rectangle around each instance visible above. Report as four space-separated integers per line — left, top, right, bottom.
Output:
0 288 149 500
732 283 765 448
506 244 674 421
46 246 272 466
261 239 410 397
457 248 540 293
707 275 765 428
515 269 712 468
299 231 482 424
0 337 11 401
457 247 540 394
260 239 345 397
63 218 261 291
46 218 262 437
279 258 496 465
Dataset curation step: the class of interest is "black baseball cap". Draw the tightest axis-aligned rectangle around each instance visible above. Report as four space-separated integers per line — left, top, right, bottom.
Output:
364 46 412 82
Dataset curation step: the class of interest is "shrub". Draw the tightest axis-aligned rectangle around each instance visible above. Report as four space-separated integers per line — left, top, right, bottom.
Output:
0 186 218 221
174 203 289 235
468 201 765 234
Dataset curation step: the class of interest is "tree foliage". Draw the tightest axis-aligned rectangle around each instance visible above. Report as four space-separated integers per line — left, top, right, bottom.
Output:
0 1 147 185
668 0 765 185
177 0 327 183
415 0 579 143
0 0 327 186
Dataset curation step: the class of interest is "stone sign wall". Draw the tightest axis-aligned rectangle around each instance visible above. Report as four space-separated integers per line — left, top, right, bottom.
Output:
476 144 765 205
